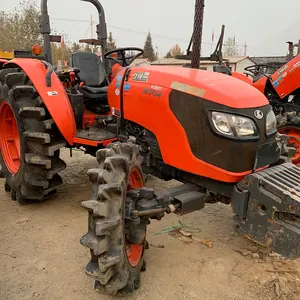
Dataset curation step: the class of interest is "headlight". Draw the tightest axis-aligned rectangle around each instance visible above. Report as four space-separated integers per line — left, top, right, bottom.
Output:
211 111 258 138
266 110 277 136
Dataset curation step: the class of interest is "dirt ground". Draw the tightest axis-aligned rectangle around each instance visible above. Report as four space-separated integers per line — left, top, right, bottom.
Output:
1 149 300 300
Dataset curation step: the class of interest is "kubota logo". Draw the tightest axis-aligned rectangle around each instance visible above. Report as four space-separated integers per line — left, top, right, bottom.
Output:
254 110 263 120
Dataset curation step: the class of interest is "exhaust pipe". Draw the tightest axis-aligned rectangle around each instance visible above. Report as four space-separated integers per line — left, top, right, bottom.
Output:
40 0 52 64
80 0 108 71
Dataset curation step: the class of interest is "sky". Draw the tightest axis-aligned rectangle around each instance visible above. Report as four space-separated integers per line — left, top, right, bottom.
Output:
2 0 300 58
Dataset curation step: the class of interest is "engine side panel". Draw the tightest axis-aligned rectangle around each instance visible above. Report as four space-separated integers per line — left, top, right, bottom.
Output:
110 67 274 183
4 59 76 145
270 55 300 99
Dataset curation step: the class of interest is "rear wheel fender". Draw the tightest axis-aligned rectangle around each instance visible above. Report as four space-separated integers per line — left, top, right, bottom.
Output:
3 59 76 145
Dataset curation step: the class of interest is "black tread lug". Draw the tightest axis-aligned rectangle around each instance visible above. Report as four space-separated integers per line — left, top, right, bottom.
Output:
43 174 63 195
12 85 38 100
26 140 66 156
42 119 54 130
20 185 43 201
80 232 108 256
5 72 26 88
25 158 66 180
24 131 51 144
95 217 121 236
0 68 20 82
18 107 46 119
24 172 49 189
25 153 52 169
98 254 120 273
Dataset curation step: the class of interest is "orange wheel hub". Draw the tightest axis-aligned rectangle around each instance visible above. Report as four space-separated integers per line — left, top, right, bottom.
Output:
278 127 300 165
0 102 21 174
126 167 144 267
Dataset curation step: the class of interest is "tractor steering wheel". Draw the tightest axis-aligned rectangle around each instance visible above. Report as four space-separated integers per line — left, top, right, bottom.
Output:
104 47 144 67
244 64 268 78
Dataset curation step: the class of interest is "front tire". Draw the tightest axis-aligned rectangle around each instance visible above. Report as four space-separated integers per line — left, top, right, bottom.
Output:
81 141 147 296
0 68 66 203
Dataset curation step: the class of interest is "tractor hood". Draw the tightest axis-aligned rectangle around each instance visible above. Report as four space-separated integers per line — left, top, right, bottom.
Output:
111 65 277 177
128 65 269 109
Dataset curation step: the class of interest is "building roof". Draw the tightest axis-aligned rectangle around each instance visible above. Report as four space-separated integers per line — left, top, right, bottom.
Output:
250 56 288 65
151 56 254 65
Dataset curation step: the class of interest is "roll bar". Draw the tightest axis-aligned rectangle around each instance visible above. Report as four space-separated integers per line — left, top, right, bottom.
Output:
80 0 108 69
40 0 108 67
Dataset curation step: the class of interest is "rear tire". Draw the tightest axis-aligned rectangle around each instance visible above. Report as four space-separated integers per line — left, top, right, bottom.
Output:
81 141 147 296
0 68 66 203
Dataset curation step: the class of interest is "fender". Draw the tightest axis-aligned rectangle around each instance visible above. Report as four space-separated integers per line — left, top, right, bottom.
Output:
0 59 8 68
4 59 76 145
252 76 268 94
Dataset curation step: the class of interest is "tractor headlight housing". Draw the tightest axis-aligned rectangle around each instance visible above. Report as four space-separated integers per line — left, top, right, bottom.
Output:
265 109 277 136
211 111 259 140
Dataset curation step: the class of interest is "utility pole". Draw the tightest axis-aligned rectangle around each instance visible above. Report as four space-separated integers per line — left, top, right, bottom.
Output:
90 15 93 38
191 0 205 69
244 42 247 56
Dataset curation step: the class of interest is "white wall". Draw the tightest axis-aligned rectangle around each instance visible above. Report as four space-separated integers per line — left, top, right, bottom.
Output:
235 58 255 73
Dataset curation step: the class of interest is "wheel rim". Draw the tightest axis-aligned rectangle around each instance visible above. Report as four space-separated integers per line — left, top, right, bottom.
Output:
126 167 144 267
0 102 21 174
278 127 300 164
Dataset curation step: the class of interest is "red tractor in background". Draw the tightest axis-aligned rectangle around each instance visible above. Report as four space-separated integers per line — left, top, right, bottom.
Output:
205 35 300 165
1 0 300 297
232 56 300 164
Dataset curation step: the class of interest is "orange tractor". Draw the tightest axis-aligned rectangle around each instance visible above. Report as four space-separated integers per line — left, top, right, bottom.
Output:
1 0 300 296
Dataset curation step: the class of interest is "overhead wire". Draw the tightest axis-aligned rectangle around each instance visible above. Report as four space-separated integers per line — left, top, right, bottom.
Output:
51 17 282 56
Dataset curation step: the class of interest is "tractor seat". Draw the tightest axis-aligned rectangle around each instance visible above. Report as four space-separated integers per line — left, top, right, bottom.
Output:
71 52 109 102
81 85 108 94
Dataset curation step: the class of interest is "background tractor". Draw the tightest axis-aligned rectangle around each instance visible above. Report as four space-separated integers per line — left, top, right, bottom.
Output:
229 54 300 164
1 0 300 297
198 31 300 166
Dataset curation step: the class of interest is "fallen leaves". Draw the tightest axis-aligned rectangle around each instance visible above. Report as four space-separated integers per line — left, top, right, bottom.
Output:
191 236 213 248
170 228 213 248
234 248 261 259
178 230 192 237
151 221 212 248
15 217 31 226
274 280 281 297
151 220 201 236
150 243 165 249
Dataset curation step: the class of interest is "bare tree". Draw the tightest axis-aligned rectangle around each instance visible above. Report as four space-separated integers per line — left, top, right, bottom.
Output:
0 0 42 51
166 44 183 58
223 36 242 56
